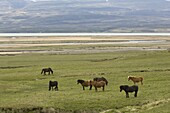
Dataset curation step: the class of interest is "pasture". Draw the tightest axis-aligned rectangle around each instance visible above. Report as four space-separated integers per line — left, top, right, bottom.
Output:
0 37 170 113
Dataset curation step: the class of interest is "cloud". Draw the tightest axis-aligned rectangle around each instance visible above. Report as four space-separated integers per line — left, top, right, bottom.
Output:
30 0 37 2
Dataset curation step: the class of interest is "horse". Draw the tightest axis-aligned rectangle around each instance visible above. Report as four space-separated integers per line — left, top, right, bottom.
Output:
128 76 143 85
49 80 58 91
41 68 53 75
120 85 138 98
90 81 106 91
93 77 108 85
77 79 92 90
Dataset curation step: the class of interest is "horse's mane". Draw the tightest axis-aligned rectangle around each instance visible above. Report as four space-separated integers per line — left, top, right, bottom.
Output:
128 76 143 78
128 76 135 78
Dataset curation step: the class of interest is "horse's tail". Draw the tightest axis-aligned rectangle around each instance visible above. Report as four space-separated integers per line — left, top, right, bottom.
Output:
103 78 108 86
55 81 58 91
140 77 144 85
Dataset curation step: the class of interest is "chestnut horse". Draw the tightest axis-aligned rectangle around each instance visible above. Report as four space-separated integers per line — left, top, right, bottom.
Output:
90 81 106 91
128 76 143 85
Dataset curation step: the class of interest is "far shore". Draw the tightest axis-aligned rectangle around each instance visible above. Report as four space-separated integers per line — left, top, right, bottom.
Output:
0 35 170 55
0 35 170 42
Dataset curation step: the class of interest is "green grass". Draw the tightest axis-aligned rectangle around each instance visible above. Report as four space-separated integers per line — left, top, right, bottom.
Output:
0 51 170 113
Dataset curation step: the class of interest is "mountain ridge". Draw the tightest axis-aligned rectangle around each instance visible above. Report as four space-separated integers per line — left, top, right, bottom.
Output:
0 0 170 33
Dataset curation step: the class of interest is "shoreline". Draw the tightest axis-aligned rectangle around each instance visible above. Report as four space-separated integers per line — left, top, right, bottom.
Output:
0 33 170 37
0 35 170 55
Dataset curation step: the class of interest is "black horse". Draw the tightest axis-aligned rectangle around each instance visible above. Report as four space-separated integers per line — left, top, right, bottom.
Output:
41 68 53 75
49 81 58 91
93 77 108 85
120 85 138 98
77 79 92 90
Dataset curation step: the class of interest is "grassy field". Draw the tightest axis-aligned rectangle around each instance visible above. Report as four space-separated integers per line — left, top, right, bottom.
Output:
0 37 170 113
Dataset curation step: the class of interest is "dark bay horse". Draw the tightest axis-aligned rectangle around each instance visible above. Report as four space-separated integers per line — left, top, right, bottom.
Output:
93 77 108 85
49 81 58 91
77 79 92 90
41 68 53 75
120 85 138 98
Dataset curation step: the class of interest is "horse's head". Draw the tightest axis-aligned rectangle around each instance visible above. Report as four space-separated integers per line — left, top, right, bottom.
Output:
128 76 131 81
77 79 85 84
120 86 123 92
51 70 53 74
48 68 53 74
120 85 129 92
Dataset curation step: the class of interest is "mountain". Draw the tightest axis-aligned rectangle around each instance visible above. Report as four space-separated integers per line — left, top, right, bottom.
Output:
0 0 170 33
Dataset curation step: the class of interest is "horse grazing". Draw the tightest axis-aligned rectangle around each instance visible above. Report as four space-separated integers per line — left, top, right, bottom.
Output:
49 80 58 91
77 79 92 90
41 68 53 75
120 85 138 98
93 77 108 85
90 81 106 91
128 76 143 85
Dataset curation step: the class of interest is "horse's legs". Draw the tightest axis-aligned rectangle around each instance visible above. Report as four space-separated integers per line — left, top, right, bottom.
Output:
102 86 105 91
49 86 51 91
95 87 97 92
126 92 129 98
141 81 143 85
83 86 85 90
134 91 138 97
89 85 92 90
55 86 58 91
41 70 43 74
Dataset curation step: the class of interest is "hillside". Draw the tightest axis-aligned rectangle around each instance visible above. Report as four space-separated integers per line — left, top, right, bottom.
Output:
0 0 170 33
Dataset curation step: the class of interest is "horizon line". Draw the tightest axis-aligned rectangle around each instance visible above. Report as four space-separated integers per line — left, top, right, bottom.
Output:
0 33 170 37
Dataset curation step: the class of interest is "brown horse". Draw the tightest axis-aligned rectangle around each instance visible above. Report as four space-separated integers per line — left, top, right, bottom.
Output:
77 79 92 90
128 76 143 85
90 81 106 91
93 77 108 85
41 68 53 75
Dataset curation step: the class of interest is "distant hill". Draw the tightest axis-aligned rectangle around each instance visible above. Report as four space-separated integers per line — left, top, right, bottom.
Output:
0 0 170 33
